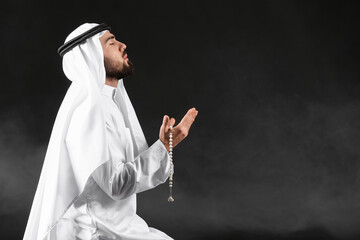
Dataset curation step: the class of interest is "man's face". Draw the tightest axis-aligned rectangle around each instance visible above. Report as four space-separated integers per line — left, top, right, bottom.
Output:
99 31 134 80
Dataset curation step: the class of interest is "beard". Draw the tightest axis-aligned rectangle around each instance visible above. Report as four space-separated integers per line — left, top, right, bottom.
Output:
104 54 134 80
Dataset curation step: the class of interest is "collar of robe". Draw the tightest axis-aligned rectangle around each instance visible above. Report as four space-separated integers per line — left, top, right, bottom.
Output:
58 23 111 57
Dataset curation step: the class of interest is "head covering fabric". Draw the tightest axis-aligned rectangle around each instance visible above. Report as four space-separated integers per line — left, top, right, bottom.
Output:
24 23 148 240
57 23 111 56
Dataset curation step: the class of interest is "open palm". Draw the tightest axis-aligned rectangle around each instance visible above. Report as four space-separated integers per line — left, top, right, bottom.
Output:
159 108 198 151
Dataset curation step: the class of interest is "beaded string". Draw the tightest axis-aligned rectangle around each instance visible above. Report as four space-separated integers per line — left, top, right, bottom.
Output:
168 125 174 202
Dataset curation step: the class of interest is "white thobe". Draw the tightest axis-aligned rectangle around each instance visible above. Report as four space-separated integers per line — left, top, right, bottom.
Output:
53 85 173 240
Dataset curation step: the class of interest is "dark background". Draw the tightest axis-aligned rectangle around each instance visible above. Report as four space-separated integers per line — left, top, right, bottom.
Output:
1 1 360 239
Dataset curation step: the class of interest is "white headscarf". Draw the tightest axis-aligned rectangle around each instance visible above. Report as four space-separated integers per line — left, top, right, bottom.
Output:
24 23 148 240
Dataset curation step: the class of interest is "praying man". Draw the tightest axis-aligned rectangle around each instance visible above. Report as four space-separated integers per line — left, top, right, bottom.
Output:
23 23 198 240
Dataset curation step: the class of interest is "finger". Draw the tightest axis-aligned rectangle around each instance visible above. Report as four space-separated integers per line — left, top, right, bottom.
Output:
180 109 194 125
169 118 176 127
187 108 198 126
180 108 198 129
192 108 199 120
162 115 169 128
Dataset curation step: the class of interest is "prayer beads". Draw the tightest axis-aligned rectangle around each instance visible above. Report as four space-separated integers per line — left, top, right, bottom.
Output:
168 126 174 202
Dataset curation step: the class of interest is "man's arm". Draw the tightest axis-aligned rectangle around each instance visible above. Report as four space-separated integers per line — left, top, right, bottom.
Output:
89 107 198 201
90 126 170 201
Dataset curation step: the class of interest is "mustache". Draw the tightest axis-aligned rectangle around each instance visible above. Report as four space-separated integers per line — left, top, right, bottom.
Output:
122 50 127 58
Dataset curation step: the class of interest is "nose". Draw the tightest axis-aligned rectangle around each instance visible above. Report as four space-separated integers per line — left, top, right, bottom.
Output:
119 41 126 52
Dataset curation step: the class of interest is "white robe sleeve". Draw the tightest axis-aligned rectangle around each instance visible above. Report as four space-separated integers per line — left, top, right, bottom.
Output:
90 120 171 201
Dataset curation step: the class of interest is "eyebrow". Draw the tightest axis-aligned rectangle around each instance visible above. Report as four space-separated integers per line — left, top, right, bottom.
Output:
106 35 115 43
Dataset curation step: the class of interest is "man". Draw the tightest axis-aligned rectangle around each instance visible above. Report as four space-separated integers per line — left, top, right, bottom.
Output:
24 23 198 240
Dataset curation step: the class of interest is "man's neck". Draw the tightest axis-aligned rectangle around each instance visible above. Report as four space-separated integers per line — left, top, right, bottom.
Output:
105 78 119 88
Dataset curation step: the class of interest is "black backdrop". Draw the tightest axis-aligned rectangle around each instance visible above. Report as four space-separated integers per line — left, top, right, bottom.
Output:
1 1 360 239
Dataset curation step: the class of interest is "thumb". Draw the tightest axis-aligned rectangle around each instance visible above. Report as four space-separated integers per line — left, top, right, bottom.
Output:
163 115 169 127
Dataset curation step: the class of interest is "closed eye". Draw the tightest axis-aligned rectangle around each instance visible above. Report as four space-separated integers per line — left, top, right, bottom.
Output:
106 35 116 45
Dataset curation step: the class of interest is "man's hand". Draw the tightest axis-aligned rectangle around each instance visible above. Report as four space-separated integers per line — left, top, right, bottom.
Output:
159 108 198 151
